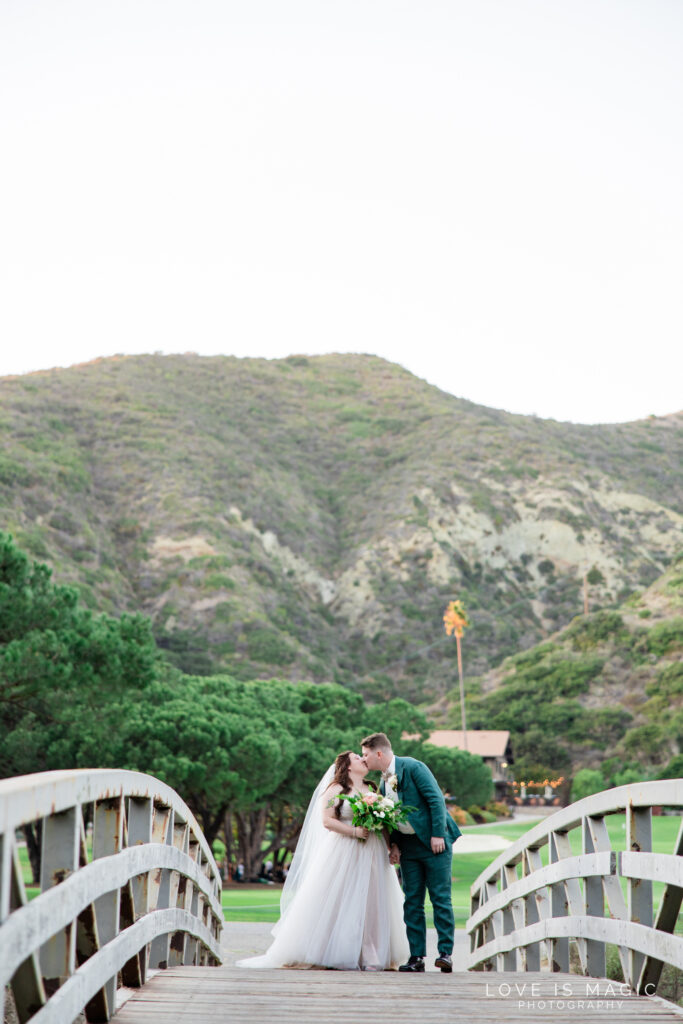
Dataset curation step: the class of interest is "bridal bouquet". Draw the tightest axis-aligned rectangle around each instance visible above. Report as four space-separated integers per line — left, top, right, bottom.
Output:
337 791 415 837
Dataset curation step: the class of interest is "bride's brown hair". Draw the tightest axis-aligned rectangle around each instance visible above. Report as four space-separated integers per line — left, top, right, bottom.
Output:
331 751 353 819
328 751 377 819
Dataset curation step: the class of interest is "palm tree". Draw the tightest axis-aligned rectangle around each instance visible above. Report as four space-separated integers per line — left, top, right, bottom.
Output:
443 599 470 751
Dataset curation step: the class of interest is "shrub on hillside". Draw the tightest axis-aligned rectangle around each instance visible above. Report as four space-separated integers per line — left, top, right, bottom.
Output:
648 661 683 698
566 611 627 651
246 627 296 665
646 618 683 656
656 754 683 780
583 707 633 746
620 723 666 760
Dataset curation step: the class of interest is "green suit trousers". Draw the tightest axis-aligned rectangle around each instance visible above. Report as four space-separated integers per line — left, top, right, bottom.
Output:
398 833 454 957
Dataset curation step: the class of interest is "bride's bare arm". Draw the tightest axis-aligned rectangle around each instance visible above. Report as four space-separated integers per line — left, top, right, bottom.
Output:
322 785 369 839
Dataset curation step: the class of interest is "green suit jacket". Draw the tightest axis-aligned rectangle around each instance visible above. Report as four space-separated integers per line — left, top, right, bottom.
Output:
381 756 462 852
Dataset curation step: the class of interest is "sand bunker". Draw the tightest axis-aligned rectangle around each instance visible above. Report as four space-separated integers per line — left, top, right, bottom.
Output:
453 833 513 854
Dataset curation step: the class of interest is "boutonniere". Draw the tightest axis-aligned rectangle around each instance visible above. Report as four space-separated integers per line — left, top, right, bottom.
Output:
387 774 398 790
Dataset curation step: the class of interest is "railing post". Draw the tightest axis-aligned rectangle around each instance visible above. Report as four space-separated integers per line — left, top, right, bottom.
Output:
184 837 201 965
549 832 569 972
40 807 80 994
92 794 125 1019
125 796 153 986
169 817 190 967
551 829 586 972
627 804 653 988
128 796 153 919
149 804 174 969
582 815 606 979
500 864 519 970
485 879 502 971
522 847 544 971
584 813 630 984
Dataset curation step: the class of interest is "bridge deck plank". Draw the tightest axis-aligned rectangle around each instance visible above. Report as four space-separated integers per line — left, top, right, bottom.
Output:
116 967 683 1023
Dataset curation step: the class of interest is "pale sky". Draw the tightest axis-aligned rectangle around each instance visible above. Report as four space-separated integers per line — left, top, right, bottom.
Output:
2 1 682 424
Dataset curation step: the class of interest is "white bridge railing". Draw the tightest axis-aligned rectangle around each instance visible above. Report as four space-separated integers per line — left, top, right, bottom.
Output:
467 779 683 994
0 770 223 1023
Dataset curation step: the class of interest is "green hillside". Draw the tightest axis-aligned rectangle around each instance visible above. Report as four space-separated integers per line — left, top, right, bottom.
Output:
0 352 681 700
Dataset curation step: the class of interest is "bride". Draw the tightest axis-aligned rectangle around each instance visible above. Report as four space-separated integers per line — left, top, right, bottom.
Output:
237 751 409 970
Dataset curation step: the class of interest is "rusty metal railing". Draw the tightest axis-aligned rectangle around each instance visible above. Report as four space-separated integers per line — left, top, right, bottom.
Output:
0 770 223 1023
467 779 683 994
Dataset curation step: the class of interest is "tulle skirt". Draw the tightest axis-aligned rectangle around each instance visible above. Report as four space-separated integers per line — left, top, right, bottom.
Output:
237 829 409 970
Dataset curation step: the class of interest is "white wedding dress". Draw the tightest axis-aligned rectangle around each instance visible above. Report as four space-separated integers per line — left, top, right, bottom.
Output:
237 777 409 970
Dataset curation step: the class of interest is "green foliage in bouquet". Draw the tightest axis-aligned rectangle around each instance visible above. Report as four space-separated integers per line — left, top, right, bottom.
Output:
337 791 416 836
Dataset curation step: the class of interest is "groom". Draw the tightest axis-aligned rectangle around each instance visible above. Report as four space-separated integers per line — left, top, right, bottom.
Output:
361 732 461 973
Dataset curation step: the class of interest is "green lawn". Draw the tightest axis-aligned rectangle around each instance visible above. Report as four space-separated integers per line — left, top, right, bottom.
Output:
222 886 283 922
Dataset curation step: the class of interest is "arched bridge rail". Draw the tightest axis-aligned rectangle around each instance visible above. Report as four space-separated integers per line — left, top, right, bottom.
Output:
0 769 223 1024
467 779 683 995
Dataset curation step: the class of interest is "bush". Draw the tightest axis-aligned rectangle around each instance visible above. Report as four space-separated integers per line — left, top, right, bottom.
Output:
612 766 649 786
620 723 665 759
246 628 296 665
656 754 683 780
466 804 497 823
584 707 632 746
509 728 572 780
570 768 606 803
486 801 512 818
449 806 476 826
212 838 227 862
647 661 683 699
478 810 498 823
566 611 626 651
647 619 683 656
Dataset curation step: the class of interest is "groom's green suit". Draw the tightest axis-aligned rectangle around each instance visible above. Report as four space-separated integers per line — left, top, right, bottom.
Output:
381 756 462 958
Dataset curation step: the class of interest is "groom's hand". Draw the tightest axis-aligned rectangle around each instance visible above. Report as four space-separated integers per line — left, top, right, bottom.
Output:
431 837 446 854
389 843 401 865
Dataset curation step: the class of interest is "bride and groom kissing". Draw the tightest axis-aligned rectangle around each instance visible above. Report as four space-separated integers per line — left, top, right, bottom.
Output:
238 732 462 972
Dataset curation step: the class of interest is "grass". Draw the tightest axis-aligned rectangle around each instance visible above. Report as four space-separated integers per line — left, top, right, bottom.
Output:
222 885 283 923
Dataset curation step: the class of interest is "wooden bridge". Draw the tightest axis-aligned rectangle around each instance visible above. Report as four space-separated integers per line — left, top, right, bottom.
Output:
3 772 683 1023
114 964 683 1023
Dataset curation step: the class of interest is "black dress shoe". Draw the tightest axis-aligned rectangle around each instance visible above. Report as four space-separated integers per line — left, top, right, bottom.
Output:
398 955 425 972
435 954 452 973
